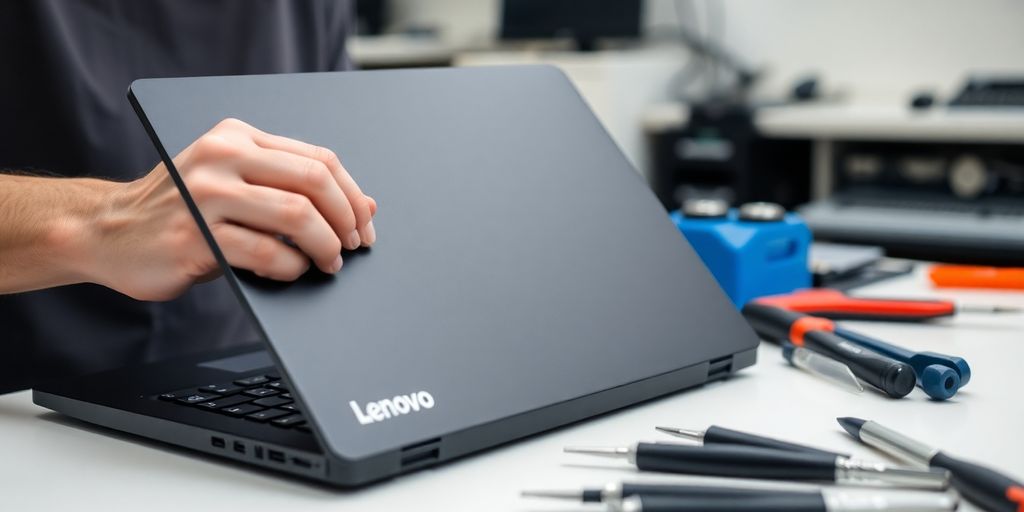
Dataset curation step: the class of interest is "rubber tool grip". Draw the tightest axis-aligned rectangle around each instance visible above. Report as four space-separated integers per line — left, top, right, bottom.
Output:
931 451 1024 512
742 303 814 343
704 425 847 458
630 494 827 512
605 484 813 502
634 443 837 481
756 288 956 321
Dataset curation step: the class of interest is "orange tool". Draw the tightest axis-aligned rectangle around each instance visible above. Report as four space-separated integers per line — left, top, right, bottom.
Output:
929 264 1024 290
755 288 1019 322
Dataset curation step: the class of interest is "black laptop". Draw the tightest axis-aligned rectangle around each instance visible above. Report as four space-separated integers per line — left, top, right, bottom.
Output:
33 66 758 486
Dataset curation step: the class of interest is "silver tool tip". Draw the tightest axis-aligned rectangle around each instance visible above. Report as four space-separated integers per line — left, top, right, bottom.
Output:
837 417 867 438
654 426 703 440
563 446 631 459
520 489 580 500
960 303 1022 314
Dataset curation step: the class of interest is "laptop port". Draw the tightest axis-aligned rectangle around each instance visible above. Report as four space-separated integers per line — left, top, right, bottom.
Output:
268 449 286 463
291 457 312 468
400 448 439 468
233 441 246 454
254 445 264 459
400 438 441 468
210 436 226 449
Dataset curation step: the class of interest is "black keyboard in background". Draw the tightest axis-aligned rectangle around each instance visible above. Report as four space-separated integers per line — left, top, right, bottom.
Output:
155 373 310 433
950 77 1024 107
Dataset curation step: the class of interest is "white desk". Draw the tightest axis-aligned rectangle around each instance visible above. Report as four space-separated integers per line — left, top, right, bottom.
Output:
755 104 1024 144
1 265 1022 511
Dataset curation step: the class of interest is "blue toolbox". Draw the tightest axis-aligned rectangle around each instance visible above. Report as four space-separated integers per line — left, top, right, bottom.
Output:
671 200 812 307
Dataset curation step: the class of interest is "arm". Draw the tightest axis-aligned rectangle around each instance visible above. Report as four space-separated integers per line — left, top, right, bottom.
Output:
0 118 376 300
0 174 117 294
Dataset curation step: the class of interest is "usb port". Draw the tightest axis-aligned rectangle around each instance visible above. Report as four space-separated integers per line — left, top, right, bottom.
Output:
233 441 246 454
210 436 226 449
291 457 312 468
268 450 285 463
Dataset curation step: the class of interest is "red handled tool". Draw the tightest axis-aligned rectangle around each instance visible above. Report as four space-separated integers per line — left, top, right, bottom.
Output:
755 288 1019 322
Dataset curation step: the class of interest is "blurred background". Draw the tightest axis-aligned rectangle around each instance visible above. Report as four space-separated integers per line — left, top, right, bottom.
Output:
351 0 1024 266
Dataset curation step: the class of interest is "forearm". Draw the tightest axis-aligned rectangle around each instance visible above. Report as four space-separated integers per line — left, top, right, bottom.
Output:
0 173 115 294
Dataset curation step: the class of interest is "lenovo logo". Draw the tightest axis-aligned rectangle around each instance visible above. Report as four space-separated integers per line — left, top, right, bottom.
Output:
349 391 435 425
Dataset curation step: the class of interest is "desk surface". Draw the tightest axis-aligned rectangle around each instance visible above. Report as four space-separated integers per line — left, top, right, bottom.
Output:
643 102 1024 143
2 265 1022 511
755 104 1024 143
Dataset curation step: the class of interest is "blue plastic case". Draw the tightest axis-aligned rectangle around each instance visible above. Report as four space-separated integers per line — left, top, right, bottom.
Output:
671 209 812 307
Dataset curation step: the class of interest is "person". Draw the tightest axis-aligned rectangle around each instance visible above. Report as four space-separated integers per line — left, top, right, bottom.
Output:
0 0 372 393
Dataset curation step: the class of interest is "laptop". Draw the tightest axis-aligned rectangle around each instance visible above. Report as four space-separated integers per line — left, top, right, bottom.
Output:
33 66 758 486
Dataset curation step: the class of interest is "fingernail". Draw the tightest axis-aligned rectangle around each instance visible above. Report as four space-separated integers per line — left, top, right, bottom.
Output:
365 220 376 245
346 230 361 250
331 255 343 273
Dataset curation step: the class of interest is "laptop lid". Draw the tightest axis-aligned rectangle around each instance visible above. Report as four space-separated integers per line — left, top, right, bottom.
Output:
128 66 757 478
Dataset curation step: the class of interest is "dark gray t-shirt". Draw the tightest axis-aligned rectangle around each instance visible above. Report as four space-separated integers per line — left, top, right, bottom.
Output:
0 0 354 393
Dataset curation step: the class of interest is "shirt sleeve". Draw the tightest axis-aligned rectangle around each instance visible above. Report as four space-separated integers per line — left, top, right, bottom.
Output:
325 0 356 71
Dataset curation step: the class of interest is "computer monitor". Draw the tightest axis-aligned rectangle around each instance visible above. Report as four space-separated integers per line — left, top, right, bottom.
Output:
355 0 388 36
499 0 643 51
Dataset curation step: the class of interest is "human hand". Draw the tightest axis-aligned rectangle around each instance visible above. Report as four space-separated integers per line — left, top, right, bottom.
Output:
87 118 376 301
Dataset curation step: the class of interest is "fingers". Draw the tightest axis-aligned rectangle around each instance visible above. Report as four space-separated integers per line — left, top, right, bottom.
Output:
357 197 377 248
212 223 312 280
236 148 363 250
250 131 374 239
209 184 343 274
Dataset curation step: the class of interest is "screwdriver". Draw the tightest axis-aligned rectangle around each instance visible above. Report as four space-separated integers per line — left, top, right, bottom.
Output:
563 443 949 489
522 482 811 503
612 491 959 512
523 484 959 512
839 417 1024 512
741 303 917 398
654 425 847 458
833 327 968 400
754 288 1020 322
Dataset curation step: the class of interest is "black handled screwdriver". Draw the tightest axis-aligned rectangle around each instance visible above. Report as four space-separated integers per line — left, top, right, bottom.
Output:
563 443 949 489
655 425 848 458
522 482 812 503
613 491 959 512
742 303 917 398
839 417 1024 512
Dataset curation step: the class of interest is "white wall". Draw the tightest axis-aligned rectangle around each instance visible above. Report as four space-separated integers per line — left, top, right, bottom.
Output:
711 0 1024 103
383 0 1024 176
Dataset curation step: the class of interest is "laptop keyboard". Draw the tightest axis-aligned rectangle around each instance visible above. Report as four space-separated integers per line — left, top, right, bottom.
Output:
155 372 311 433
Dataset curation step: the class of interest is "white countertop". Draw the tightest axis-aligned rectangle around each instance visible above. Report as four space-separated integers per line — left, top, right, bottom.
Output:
1 264 1021 511
755 104 1024 143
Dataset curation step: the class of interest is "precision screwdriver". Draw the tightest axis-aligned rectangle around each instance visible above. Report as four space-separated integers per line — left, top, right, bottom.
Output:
754 288 1020 322
612 490 959 512
654 425 848 458
563 443 949 489
522 482 811 503
838 417 1024 512
742 303 917 398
